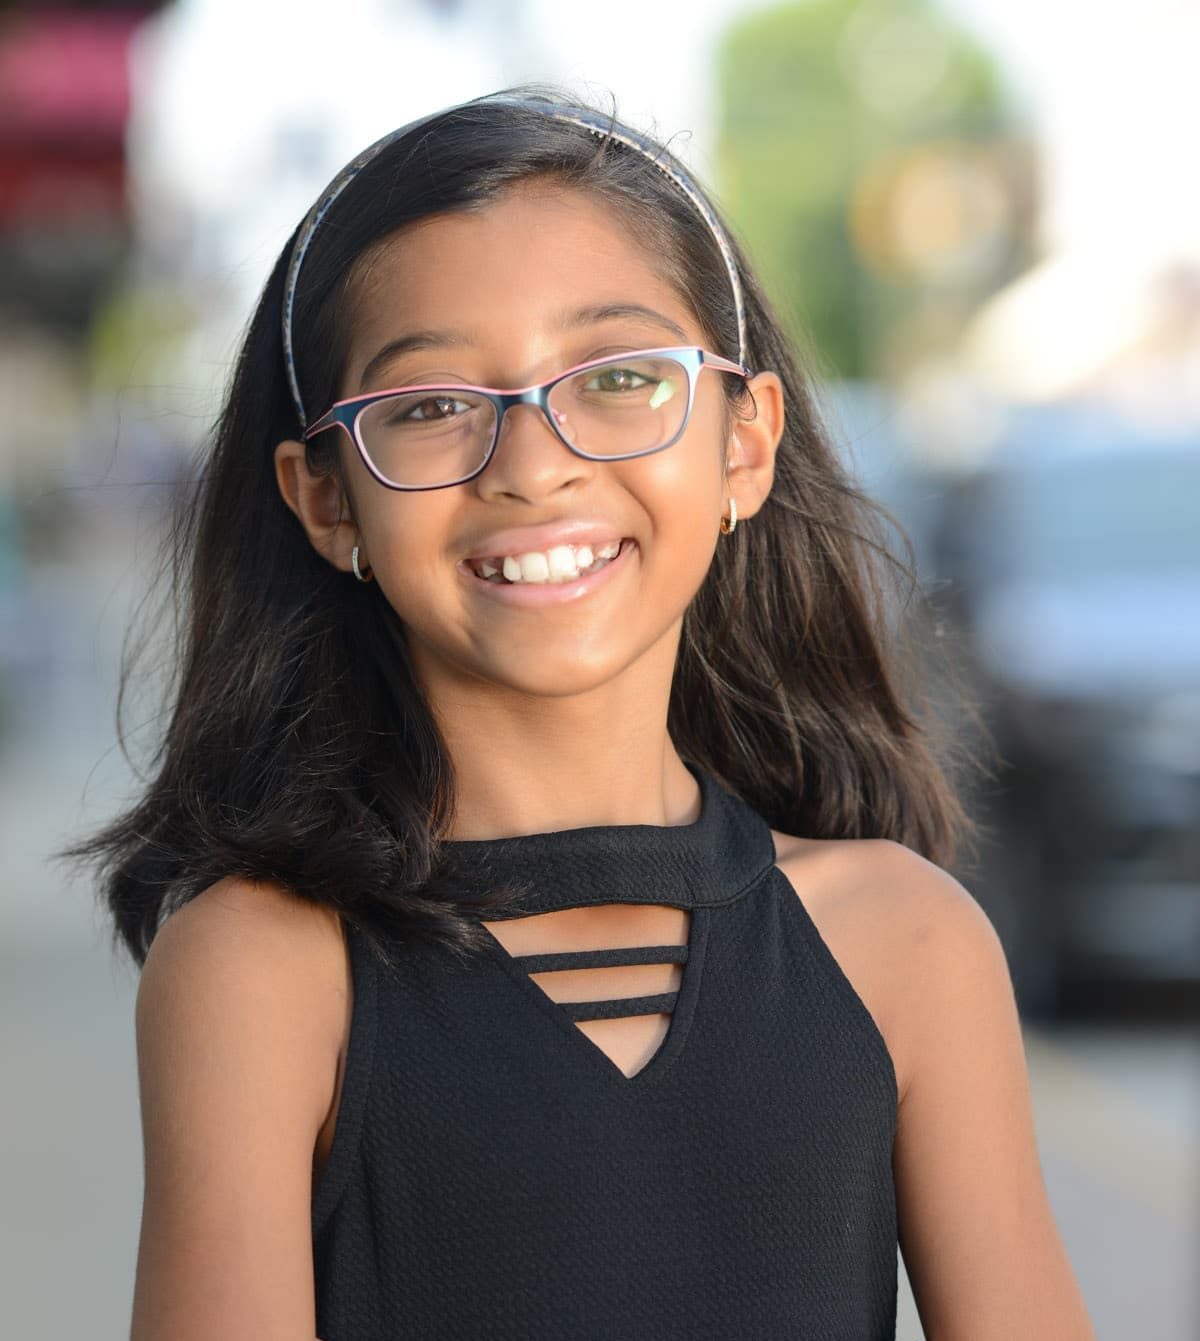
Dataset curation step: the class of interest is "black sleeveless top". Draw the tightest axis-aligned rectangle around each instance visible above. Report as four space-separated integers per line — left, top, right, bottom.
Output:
311 763 899 1339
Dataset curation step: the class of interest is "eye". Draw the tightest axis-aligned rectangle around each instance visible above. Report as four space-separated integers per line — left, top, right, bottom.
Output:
402 395 473 421
582 366 654 393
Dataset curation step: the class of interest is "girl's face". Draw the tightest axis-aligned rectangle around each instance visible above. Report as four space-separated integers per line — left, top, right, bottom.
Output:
276 183 782 705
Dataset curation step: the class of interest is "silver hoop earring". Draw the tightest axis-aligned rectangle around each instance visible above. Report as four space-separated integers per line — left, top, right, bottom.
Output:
720 496 737 536
351 545 373 582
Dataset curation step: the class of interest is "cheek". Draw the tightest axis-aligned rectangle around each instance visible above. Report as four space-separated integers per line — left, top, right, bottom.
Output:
618 408 728 598
637 399 728 516
368 534 461 652
347 485 458 620
337 440 441 559
367 506 451 568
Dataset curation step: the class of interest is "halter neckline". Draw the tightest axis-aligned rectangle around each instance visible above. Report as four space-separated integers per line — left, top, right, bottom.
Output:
437 761 778 918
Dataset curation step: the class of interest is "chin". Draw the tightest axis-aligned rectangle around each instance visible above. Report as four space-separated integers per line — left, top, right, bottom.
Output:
487 655 631 699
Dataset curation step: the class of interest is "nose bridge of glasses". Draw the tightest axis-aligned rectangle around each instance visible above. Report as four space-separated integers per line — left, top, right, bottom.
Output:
494 385 568 441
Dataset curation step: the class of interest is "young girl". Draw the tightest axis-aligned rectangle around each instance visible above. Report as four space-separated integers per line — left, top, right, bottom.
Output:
69 90 1096 1340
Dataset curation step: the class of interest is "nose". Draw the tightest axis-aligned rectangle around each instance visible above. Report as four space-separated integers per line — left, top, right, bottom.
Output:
476 398 593 499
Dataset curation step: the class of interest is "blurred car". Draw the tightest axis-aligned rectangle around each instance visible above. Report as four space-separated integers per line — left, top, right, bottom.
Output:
934 407 1200 1018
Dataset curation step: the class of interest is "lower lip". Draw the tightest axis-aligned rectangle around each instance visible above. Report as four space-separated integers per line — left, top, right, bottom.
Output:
457 539 636 607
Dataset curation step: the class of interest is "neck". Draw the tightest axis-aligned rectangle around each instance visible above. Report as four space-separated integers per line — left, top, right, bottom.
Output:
425 643 701 842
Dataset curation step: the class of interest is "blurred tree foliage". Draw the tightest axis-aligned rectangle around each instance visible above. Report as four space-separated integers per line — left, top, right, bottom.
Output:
716 0 1034 380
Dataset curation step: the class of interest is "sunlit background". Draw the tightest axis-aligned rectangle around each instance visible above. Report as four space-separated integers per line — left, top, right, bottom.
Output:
1 2 1197 1337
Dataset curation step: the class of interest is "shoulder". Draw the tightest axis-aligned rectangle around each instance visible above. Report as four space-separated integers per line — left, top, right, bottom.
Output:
138 876 350 1125
147 874 347 967
142 876 349 1020
769 831 1010 1106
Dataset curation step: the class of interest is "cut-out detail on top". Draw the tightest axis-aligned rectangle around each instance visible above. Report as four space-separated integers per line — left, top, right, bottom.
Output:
480 904 704 1083
513 941 688 1023
437 762 774 1082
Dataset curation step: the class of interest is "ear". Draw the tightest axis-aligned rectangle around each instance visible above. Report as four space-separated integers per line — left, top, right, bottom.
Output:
724 371 784 522
273 438 362 576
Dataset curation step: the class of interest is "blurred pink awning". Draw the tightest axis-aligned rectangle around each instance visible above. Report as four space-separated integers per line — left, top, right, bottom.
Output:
0 8 156 229
0 9 145 144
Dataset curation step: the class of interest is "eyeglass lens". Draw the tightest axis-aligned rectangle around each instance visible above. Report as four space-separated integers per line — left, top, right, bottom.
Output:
353 352 690 488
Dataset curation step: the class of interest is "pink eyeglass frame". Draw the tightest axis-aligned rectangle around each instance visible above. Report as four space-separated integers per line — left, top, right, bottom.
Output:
302 344 752 492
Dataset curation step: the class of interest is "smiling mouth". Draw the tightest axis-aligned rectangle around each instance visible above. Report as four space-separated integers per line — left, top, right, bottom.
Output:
466 539 634 585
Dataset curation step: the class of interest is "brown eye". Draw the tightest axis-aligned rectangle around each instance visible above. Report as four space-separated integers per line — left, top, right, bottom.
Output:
403 396 471 421
582 367 652 393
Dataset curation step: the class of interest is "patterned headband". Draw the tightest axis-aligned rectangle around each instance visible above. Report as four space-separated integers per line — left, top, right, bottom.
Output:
279 95 749 432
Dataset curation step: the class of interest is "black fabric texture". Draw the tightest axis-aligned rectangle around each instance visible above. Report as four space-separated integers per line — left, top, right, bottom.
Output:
312 761 900 1340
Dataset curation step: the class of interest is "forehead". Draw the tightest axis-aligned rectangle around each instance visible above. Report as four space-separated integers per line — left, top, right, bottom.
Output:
342 184 702 361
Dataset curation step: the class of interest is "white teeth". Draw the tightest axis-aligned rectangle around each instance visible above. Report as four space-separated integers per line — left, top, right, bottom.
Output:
478 540 625 585
547 545 580 581
523 551 551 582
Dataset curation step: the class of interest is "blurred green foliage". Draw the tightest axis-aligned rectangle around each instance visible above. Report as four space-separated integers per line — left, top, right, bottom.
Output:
716 0 1031 379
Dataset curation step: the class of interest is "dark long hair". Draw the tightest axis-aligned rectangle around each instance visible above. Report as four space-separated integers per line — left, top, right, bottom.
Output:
60 87 986 974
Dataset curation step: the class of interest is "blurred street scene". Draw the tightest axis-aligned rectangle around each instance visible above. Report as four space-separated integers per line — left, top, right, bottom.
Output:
1 1 1196 1337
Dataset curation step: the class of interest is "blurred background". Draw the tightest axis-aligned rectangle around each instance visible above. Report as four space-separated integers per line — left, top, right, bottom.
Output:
0 0 1196 1336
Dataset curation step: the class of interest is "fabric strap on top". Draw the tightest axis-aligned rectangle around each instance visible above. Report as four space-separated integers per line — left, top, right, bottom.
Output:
513 945 691 973
436 761 778 918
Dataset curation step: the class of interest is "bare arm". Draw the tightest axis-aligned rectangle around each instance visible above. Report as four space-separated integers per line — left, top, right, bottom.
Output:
129 878 346 1341
887 847 1097 1340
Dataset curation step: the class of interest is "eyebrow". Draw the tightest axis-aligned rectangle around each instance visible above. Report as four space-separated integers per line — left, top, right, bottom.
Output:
356 302 692 391
358 330 466 391
563 303 690 343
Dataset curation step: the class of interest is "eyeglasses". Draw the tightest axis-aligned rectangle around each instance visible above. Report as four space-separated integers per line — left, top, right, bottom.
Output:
302 345 751 491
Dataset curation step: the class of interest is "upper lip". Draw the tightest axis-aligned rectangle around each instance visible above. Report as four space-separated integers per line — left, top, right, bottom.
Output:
460 520 632 562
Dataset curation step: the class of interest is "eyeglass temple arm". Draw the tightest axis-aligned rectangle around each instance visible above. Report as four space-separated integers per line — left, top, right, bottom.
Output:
302 408 339 441
702 351 753 377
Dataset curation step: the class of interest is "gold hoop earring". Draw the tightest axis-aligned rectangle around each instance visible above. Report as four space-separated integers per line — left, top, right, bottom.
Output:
351 545 373 582
719 496 737 536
